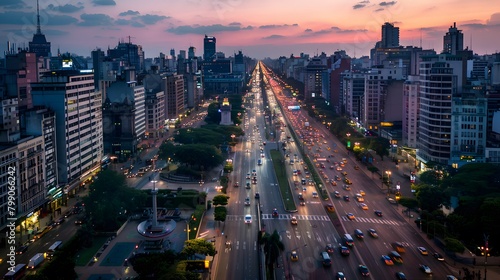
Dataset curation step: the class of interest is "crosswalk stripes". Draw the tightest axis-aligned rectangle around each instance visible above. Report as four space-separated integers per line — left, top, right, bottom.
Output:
226 214 330 221
340 216 401 225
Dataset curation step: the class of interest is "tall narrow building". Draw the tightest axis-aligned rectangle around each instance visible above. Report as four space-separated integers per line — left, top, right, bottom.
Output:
29 0 51 58
443 22 464 55
204 35 216 61
416 54 464 166
31 70 103 196
381 22 399 48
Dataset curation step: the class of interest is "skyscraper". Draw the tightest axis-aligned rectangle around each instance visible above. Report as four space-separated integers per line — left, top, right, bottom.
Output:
29 0 51 57
204 35 216 61
31 70 103 195
381 22 399 48
443 22 464 55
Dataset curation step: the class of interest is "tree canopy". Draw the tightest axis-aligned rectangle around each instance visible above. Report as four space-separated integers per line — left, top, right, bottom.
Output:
83 170 147 231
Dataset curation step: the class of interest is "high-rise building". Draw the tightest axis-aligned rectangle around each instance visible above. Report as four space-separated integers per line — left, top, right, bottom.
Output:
145 91 165 139
450 92 487 168
188 46 196 60
0 145 18 234
402 75 420 148
23 107 58 211
204 35 216 61
4 51 38 112
304 57 328 100
29 0 51 58
343 72 366 119
362 67 404 130
163 74 185 120
381 22 399 48
31 70 103 195
416 54 465 166
443 22 464 55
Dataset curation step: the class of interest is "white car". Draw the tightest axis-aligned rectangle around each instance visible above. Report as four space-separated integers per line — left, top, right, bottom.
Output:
244 214 252 224
244 197 250 206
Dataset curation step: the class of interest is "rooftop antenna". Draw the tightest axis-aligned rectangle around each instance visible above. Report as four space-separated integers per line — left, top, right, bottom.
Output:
470 34 472 50
419 28 422 48
36 0 42 35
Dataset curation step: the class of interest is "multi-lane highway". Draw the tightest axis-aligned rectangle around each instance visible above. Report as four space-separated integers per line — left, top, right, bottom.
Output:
213 62 456 279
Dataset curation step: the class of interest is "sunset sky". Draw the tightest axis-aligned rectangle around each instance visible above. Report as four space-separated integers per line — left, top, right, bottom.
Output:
0 0 499 59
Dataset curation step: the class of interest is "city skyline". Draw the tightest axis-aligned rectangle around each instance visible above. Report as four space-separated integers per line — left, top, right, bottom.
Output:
0 0 499 59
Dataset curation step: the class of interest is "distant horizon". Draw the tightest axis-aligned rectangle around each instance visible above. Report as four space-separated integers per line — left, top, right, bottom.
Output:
1 1 499 60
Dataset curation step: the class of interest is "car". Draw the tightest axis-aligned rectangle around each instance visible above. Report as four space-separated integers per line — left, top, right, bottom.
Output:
330 180 337 186
244 214 252 224
74 219 85 225
246 173 251 179
374 210 383 217
291 216 298 225
446 276 458 280
358 264 370 276
360 190 366 196
382 255 394 265
325 203 335 212
419 264 432 274
354 229 364 239
342 171 348 176
299 201 306 206
312 192 318 198
417 246 429 255
244 197 250 206
393 242 406 253
360 203 368 210
368 228 378 238
302 187 307 192
272 208 279 217
346 213 355 220
344 178 352 185
395 271 407 280
334 191 341 198
339 245 350 256
246 182 251 189
354 165 360 170
298 193 304 200
325 244 334 254
433 252 444 261
343 195 350 202
335 272 346 280
54 217 65 225
336 166 342 171
234 182 239 187
355 194 364 202
335 175 341 181
15 245 28 255
343 185 351 191
255 192 260 199
252 169 257 176
290 250 298 261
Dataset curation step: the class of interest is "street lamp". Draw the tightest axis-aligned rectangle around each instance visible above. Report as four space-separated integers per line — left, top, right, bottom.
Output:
230 134 236 143
385 170 392 184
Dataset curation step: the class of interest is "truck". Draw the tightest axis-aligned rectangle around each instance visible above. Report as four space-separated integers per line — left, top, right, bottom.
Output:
304 122 310 128
316 158 328 162
28 253 45 269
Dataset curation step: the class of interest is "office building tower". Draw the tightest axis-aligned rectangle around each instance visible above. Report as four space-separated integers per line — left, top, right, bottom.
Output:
363 67 404 131
23 107 59 211
402 75 420 148
29 0 51 58
204 35 216 61
443 22 464 55
145 91 165 139
5 51 38 113
381 22 399 48
188 46 196 60
31 70 103 195
417 54 465 166
450 92 487 168
304 57 328 100
163 74 185 120
343 72 366 119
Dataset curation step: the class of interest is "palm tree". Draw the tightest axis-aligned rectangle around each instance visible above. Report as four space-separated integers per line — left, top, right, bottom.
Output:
259 229 284 276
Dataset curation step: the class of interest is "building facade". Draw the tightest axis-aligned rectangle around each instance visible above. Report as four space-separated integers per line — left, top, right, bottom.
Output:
31 70 103 195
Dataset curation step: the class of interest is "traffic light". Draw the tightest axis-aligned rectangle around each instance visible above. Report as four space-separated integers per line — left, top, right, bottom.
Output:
347 141 351 148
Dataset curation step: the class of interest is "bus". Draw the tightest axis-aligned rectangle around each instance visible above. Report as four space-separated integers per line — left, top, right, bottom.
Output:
3 264 27 280
46 241 63 260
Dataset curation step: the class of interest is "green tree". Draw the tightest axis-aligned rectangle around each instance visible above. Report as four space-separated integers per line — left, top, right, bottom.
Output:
368 137 390 160
181 239 216 256
444 237 465 253
415 184 446 212
259 229 284 275
83 170 147 231
214 206 227 222
212 194 229 206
